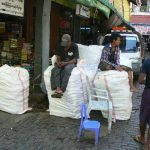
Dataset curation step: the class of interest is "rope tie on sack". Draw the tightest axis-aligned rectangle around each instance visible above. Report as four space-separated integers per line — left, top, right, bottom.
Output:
18 70 26 112
77 67 87 103
104 75 116 122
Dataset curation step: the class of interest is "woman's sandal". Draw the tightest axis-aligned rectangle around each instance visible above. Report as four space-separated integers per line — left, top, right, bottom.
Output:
133 135 145 145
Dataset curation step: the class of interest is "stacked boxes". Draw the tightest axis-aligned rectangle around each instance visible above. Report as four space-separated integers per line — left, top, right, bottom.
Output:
21 43 32 62
0 21 34 80
21 43 34 79
0 36 23 65
0 22 23 66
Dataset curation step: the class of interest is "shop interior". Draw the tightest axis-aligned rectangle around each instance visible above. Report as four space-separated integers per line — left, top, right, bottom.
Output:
0 13 34 79
80 18 100 45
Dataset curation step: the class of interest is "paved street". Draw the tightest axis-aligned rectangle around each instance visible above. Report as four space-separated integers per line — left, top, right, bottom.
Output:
0 0 149 149
0 82 146 150
0 53 150 150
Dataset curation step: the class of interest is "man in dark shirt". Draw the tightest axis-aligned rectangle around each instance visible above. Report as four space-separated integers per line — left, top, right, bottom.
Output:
134 59 150 149
99 33 137 92
51 34 79 98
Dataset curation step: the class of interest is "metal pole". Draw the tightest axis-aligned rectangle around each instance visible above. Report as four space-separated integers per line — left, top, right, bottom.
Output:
34 0 43 91
41 0 52 93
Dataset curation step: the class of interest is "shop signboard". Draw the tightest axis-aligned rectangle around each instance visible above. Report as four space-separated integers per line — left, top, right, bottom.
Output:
132 24 150 35
76 4 90 18
0 0 24 17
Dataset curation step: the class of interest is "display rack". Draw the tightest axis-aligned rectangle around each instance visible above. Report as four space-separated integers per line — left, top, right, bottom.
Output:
0 21 34 80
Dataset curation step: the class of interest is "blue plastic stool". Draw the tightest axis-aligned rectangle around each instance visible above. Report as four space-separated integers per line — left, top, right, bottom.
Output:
77 103 101 145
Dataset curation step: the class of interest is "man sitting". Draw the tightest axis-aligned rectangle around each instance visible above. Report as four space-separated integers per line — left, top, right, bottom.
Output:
51 34 79 98
99 33 137 92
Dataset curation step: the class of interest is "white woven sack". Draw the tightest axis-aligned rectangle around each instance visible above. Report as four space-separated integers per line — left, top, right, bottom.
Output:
44 44 104 118
94 70 132 120
0 65 29 114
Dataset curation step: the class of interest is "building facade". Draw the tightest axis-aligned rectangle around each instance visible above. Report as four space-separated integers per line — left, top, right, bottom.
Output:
130 0 150 36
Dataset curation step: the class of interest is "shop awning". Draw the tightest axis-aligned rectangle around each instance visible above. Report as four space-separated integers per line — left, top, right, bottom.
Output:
76 0 111 18
76 0 128 22
101 0 136 29
75 0 135 30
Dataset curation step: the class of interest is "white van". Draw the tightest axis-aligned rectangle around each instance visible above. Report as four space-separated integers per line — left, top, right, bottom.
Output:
102 32 142 75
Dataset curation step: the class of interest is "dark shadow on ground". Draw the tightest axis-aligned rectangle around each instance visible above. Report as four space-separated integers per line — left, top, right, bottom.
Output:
29 86 49 111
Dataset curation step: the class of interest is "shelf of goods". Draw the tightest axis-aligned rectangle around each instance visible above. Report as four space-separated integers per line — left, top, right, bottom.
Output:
0 22 34 80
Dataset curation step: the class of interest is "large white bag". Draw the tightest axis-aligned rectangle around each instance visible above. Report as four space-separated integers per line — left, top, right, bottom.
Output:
77 45 103 81
0 65 29 114
44 45 104 118
94 70 132 120
44 66 87 118
78 44 103 65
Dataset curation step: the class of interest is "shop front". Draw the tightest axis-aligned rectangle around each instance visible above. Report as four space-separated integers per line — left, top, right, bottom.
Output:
50 2 75 56
50 1 107 51
35 0 135 91
0 0 34 79
77 4 101 45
